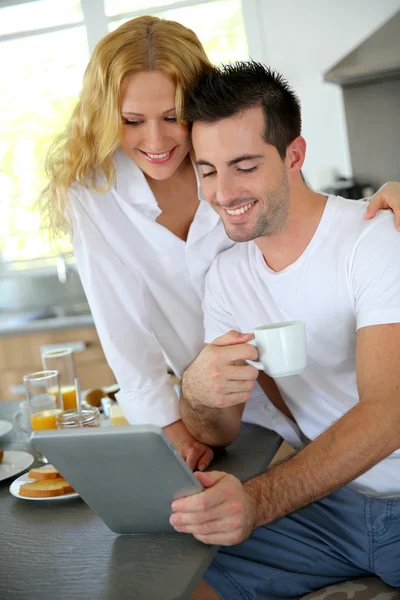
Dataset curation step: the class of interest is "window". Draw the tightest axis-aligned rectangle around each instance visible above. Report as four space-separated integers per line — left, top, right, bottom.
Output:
0 0 249 268
108 0 248 65
0 0 88 265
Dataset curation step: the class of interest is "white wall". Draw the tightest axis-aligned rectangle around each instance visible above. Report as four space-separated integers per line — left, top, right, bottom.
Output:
243 0 400 190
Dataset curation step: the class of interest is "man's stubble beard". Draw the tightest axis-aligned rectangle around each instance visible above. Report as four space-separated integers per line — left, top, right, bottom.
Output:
223 169 290 243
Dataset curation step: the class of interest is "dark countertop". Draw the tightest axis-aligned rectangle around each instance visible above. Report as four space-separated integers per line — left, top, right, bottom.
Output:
0 400 281 600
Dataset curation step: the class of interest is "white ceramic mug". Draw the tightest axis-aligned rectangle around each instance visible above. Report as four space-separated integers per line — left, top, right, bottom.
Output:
12 399 32 437
246 320 306 377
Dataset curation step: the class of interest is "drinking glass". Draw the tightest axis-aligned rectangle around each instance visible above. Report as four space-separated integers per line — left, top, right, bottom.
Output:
56 407 100 429
23 370 63 463
41 347 77 410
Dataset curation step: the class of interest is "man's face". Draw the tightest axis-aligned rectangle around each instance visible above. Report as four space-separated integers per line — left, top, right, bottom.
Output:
192 106 290 242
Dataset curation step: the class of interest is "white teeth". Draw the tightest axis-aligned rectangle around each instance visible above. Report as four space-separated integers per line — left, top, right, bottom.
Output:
146 151 170 159
226 202 255 216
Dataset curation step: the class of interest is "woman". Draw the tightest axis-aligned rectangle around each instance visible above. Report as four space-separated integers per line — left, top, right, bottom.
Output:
43 15 400 470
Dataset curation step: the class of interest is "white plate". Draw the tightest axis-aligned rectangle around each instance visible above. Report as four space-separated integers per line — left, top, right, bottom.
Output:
0 450 33 482
10 469 79 501
0 419 13 438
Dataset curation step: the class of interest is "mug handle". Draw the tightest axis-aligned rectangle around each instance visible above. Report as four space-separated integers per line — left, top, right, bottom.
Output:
245 338 264 370
12 410 30 434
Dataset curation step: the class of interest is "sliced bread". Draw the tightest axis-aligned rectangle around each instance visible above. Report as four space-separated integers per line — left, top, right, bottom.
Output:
19 478 74 498
28 465 61 480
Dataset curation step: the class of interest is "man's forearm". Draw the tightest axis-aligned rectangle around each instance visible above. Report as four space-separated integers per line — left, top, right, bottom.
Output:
245 399 400 526
178 331 259 446
180 390 243 447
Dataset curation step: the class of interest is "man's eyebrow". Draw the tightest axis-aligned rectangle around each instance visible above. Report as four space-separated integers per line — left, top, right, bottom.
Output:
196 154 264 168
196 160 215 167
121 107 175 117
227 154 264 167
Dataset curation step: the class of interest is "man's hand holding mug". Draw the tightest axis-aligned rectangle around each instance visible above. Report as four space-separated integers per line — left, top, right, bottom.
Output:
181 321 307 410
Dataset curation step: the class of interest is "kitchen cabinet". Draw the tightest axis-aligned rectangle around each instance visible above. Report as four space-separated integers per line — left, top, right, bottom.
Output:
0 326 115 401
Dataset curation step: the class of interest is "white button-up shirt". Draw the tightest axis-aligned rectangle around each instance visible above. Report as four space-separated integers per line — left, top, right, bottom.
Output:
70 149 235 426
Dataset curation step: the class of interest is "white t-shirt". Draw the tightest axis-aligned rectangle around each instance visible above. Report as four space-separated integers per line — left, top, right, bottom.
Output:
203 196 400 496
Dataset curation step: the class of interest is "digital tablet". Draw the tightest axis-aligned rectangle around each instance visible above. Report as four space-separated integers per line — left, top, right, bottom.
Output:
32 425 204 534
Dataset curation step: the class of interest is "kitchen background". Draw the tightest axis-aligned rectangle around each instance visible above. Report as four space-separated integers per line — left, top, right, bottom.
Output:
0 0 399 401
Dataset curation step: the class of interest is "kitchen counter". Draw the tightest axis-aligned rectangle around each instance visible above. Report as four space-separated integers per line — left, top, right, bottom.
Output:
0 313 94 336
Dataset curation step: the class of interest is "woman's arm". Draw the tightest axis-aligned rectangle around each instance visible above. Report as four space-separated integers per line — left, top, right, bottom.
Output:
70 192 213 469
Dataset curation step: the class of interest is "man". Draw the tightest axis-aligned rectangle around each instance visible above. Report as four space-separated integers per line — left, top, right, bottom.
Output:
169 62 400 599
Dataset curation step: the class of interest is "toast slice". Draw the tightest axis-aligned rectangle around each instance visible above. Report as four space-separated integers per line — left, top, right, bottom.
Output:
60 480 75 494
28 465 61 480
19 478 75 498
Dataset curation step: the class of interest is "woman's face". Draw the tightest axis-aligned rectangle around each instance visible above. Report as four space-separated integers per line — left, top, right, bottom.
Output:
120 70 191 180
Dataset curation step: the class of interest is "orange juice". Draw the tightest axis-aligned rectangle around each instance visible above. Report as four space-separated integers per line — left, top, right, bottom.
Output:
60 386 77 410
49 385 77 410
31 409 63 431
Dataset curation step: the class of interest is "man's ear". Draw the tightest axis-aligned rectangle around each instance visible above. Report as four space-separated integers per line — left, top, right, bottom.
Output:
286 136 306 174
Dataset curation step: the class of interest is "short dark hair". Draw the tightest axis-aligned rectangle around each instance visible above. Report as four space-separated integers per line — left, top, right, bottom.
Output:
185 61 301 159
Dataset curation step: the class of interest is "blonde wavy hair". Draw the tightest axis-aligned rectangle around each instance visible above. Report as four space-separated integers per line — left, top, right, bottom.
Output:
42 15 212 233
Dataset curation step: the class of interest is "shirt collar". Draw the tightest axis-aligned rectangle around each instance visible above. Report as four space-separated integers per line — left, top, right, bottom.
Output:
113 148 161 219
113 148 212 225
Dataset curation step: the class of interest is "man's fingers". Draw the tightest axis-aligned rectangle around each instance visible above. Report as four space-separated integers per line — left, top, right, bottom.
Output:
171 491 240 528
173 517 236 536
224 364 259 381
210 341 259 364
171 502 235 527
212 330 254 347
215 391 253 407
171 471 226 512
194 532 239 546
194 470 226 489
218 379 255 394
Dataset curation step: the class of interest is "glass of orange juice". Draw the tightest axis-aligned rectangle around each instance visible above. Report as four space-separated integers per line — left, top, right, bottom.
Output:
41 348 77 410
23 370 63 463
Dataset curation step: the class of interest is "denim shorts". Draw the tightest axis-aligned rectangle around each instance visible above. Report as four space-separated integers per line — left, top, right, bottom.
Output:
204 486 400 600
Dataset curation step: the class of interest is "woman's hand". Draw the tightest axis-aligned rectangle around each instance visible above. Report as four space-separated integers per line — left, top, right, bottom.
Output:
365 182 400 231
163 419 214 471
